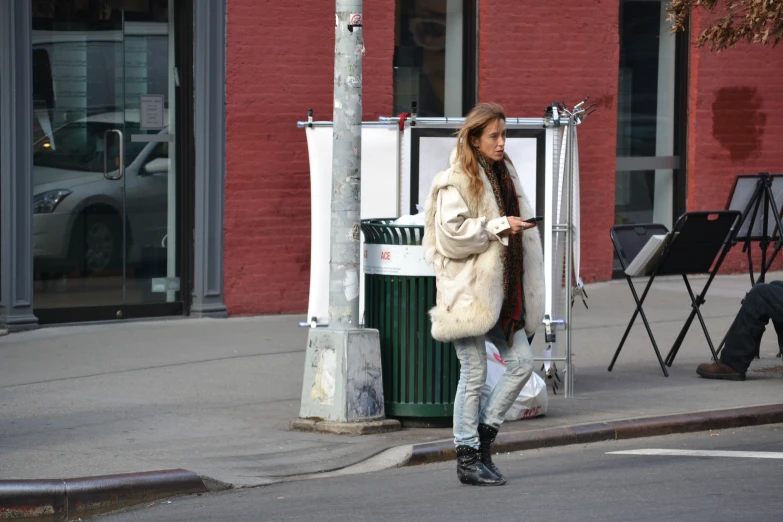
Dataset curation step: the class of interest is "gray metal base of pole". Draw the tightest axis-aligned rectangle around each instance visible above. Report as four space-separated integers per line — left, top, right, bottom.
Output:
296 327 400 434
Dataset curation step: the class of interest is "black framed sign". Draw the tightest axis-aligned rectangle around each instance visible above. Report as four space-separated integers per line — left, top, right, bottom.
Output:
408 127 547 219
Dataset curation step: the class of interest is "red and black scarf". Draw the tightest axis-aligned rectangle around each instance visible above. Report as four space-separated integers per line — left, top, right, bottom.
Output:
478 153 526 345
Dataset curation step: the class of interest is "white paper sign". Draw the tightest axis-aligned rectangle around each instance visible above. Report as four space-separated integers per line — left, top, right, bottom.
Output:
416 136 539 215
363 244 434 277
140 94 164 130
304 125 401 324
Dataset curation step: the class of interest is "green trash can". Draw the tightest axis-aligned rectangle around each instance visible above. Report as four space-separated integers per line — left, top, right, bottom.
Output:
360 218 459 427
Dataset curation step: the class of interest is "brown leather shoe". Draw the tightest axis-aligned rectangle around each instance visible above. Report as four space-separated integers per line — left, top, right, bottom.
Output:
696 360 746 381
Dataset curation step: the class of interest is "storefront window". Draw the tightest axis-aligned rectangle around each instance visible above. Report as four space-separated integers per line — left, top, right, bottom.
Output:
394 0 476 117
615 0 684 229
30 0 181 322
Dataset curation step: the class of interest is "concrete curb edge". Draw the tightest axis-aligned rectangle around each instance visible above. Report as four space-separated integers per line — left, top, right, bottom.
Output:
405 403 783 466
4 404 782 519
0 469 212 521
290 418 402 435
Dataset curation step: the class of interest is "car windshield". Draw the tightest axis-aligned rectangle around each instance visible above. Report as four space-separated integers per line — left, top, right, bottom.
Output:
33 117 143 173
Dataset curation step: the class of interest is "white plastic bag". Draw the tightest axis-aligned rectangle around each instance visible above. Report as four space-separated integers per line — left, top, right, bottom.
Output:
480 341 548 421
392 213 425 226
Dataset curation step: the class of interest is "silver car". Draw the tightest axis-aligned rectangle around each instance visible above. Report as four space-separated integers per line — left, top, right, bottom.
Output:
33 110 170 275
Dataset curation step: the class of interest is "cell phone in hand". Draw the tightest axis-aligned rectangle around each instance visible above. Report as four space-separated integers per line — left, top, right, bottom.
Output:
524 216 544 224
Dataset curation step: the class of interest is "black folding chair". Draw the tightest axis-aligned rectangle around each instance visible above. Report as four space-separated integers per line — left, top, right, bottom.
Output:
609 211 741 376
609 223 670 376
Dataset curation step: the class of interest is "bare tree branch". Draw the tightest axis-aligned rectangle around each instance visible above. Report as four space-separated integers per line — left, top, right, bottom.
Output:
667 0 783 51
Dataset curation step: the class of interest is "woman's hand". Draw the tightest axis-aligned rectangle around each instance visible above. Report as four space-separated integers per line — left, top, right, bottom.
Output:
506 216 536 235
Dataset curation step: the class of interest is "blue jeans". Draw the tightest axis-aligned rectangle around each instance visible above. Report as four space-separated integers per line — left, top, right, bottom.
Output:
452 322 534 449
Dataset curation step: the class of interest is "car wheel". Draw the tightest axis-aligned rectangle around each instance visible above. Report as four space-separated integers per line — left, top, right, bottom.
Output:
85 218 118 272
71 210 122 275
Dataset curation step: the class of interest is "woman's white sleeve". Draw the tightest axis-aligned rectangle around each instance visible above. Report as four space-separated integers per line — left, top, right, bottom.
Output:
435 186 510 259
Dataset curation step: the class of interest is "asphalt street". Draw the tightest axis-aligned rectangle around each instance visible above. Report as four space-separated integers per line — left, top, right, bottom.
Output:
95 424 783 522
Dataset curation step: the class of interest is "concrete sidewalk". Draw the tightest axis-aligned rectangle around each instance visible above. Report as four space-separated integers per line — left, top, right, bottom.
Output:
1 272 782 493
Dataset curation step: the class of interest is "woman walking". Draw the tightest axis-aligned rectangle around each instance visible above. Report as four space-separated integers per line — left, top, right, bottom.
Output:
423 103 545 486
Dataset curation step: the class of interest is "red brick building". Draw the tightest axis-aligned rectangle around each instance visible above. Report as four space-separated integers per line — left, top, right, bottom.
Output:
224 0 783 317
2 1 781 329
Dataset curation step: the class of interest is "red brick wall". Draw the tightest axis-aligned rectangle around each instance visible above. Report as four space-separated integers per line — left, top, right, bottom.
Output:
223 2 783 318
479 1 621 283
224 1 395 315
687 10 783 275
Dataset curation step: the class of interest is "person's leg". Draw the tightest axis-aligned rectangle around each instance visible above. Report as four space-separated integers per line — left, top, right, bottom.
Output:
480 325 534 428
724 282 783 369
768 281 783 357
452 334 487 449
475 326 534 482
699 282 783 379
773 320 783 357
452 334 502 486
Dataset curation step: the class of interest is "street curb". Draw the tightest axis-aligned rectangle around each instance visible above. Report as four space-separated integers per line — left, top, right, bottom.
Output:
290 418 402 435
0 469 210 521
405 403 783 466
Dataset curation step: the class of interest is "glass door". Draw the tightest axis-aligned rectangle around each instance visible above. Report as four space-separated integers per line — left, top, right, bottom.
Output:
32 0 182 323
615 0 681 230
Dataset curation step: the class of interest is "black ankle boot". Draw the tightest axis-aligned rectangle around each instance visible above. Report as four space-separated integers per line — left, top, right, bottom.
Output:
456 445 505 486
478 423 504 481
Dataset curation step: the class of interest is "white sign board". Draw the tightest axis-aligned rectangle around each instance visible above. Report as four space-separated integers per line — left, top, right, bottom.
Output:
304 125 401 324
415 137 539 216
303 121 553 326
140 95 164 130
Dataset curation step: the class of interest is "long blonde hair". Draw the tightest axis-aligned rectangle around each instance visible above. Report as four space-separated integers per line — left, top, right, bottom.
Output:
455 102 509 200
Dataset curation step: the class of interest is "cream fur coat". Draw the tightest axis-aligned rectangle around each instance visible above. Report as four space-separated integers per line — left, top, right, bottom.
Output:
423 150 545 342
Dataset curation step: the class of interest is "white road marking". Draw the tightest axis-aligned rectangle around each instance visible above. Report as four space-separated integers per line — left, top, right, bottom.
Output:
607 449 783 459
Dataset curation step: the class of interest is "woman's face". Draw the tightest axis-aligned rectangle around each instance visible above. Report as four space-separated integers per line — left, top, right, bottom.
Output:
472 118 506 164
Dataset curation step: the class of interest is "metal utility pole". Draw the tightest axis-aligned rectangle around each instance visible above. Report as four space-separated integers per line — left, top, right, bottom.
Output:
329 0 364 328
295 1 395 431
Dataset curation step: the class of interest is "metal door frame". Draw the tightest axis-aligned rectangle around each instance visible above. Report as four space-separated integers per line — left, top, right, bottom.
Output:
1 0 228 329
